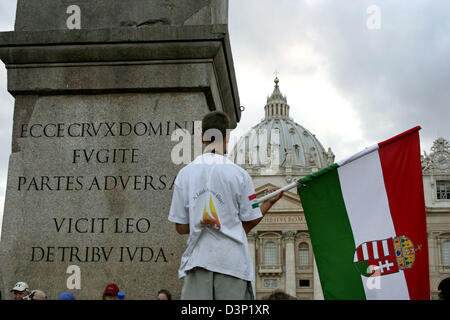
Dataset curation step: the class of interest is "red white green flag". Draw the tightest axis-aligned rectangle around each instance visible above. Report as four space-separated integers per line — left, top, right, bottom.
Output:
297 126 430 300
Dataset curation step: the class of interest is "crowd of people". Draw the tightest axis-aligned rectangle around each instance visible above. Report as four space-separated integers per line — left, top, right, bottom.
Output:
1 281 172 300
2 280 296 300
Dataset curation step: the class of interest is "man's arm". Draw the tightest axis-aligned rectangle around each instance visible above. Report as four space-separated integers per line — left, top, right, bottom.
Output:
169 173 190 236
175 223 190 235
242 188 283 234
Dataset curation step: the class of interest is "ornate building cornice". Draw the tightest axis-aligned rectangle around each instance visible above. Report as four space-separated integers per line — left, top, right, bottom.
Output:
422 137 450 174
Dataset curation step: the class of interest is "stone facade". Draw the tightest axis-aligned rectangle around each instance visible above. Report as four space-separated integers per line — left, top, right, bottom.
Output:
233 79 450 300
422 137 450 299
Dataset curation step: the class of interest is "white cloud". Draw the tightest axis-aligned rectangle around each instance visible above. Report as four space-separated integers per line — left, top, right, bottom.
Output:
0 63 13 239
0 0 16 31
0 176 6 238
304 0 323 6
229 0 450 161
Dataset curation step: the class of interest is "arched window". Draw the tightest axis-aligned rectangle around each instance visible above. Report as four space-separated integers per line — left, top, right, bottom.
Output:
264 241 278 265
298 243 310 268
438 278 450 300
442 241 450 266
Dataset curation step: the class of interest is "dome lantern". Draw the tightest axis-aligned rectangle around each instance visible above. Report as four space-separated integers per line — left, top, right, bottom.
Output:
265 77 290 120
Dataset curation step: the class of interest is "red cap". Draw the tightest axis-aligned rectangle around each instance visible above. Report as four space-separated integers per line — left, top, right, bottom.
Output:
104 284 119 296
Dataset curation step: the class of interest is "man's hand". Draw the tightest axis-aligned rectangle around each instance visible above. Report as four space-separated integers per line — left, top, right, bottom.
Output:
265 187 283 205
242 187 284 234
260 187 283 215
175 223 190 235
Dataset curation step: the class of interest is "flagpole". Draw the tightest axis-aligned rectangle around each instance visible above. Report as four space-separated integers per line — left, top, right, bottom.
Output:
254 126 422 204
254 147 375 204
255 180 299 203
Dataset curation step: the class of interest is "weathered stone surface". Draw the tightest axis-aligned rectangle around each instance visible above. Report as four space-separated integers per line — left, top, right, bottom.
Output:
2 93 205 300
0 25 241 128
0 1 240 300
15 0 228 31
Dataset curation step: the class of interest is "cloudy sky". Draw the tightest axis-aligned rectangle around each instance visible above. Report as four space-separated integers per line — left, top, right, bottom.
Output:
0 0 450 231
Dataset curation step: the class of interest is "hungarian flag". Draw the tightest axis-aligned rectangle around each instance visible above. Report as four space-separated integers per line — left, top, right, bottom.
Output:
297 126 430 300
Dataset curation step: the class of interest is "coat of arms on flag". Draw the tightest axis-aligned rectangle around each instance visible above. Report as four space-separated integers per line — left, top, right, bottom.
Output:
353 236 422 277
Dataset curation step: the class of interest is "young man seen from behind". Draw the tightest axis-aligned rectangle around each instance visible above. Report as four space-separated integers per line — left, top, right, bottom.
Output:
168 111 283 300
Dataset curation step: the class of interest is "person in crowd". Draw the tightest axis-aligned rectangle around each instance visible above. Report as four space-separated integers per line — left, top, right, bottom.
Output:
10 281 31 300
102 283 120 300
169 111 283 300
58 291 76 300
157 289 172 300
264 289 297 300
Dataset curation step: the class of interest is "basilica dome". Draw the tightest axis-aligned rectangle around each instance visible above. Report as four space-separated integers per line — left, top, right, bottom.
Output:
230 78 334 175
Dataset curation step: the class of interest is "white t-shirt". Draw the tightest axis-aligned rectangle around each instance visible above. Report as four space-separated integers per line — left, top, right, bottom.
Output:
168 153 262 282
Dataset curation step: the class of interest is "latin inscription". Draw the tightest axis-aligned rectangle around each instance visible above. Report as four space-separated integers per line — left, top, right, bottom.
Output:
31 246 168 263
19 118 192 264
18 174 174 191
261 216 305 224
20 121 195 138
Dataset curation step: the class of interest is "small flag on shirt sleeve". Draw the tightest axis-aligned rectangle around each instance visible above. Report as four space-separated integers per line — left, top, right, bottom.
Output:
248 194 259 208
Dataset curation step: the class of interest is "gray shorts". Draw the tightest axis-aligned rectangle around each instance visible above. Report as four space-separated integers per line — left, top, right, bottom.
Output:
181 267 254 300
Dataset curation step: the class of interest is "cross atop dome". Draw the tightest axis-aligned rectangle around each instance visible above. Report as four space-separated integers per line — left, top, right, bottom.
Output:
274 70 280 85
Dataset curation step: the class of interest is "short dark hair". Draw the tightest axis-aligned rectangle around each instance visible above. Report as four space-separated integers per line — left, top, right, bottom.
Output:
202 111 230 143
265 290 297 300
158 289 172 300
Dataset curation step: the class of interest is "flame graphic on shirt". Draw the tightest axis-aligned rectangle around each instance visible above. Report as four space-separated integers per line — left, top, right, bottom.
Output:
200 195 221 230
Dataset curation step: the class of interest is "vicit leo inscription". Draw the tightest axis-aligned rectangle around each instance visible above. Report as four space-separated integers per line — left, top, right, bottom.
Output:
29 217 170 263
53 217 151 234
